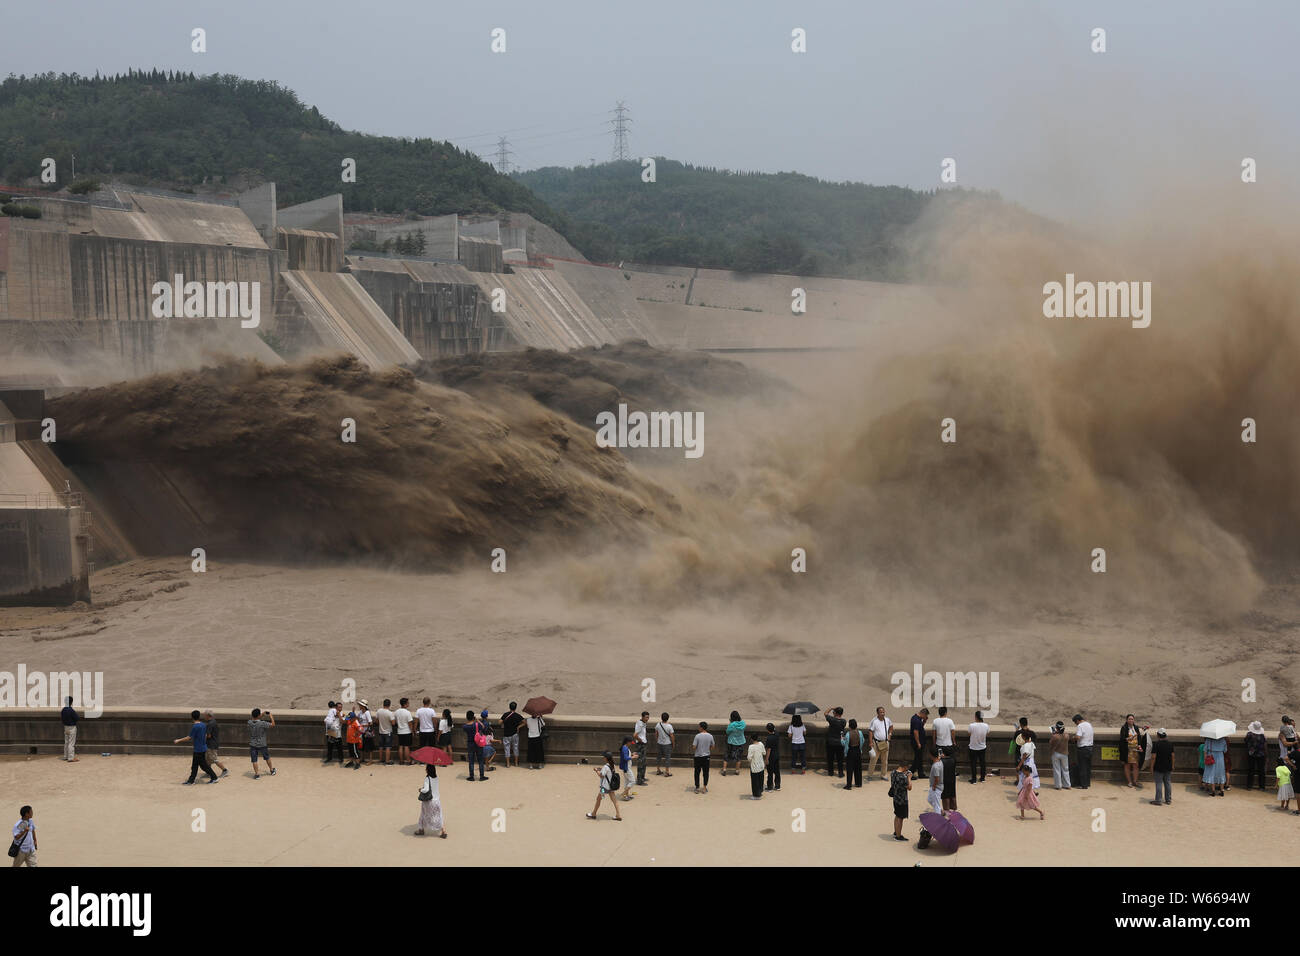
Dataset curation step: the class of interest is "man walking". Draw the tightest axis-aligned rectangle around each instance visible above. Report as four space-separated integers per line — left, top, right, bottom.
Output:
203 709 231 778
1150 728 1174 806
910 708 929 779
11 806 37 867
867 706 892 780
60 696 80 762
968 711 989 783
1072 713 1094 789
248 708 276 778
825 706 847 778
634 711 650 785
175 710 218 784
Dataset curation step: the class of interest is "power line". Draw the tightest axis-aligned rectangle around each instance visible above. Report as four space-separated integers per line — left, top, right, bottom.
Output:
608 101 631 161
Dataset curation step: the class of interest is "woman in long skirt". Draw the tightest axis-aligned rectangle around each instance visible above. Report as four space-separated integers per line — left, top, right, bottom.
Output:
526 713 545 768
416 764 447 838
1202 736 1228 796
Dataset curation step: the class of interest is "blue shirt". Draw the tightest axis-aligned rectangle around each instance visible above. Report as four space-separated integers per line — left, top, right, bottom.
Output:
463 721 479 748
911 714 927 745
189 722 207 753
620 744 632 771
726 720 746 746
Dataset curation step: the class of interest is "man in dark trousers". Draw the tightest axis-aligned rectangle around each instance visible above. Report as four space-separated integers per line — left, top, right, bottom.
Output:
825 707 847 778
909 708 929 779
174 710 218 785
1150 729 1174 806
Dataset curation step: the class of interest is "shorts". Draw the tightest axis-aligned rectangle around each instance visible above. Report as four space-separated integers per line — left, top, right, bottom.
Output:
894 801 908 820
206 750 221 764
419 731 437 747
483 744 496 759
378 732 392 748
249 745 270 762
397 733 412 748
363 735 375 752
727 744 744 760
504 734 519 757
658 743 672 760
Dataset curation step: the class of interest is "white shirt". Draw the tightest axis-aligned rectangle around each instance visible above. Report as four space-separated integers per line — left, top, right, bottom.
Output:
933 717 955 747
420 776 440 801
12 819 35 853
1020 740 1036 762
394 708 413 733
788 724 807 745
747 741 766 773
526 716 543 738
599 764 613 789
358 710 373 730
438 718 451 735
376 709 394 734
655 722 674 744
1075 721 1094 747
416 707 437 733
634 720 648 744
868 716 892 741
968 722 989 750
325 707 340 736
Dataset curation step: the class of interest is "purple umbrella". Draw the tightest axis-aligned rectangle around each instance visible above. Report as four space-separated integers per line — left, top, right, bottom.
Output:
918 812 961 852
947 811 975 845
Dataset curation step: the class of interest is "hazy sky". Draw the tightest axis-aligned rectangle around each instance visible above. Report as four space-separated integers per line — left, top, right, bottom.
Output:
7 0 1297 223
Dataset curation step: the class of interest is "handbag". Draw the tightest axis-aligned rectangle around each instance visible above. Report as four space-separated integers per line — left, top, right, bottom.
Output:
1205 753 1215 765
9 826 27 858
418 780 433 802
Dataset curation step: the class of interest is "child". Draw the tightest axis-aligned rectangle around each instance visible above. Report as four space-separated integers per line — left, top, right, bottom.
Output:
1277 760 1293 811
1018 764 1045 820
927 745 944 814
889 764 912 841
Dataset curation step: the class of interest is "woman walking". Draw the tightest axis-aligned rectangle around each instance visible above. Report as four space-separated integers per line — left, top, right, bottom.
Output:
1202 734 1228 796
1017 730 1041 792
587 751 624 821
415 763 447 838
788 714 808 774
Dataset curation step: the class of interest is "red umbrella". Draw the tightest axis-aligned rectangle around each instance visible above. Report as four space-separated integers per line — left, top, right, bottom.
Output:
918 812 961 852
523 696 556 717
947 811 975 845
410 746 452 766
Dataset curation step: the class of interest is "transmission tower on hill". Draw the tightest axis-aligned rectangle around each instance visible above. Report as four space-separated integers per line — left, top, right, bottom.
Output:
608 101 632 161
494 136 514 174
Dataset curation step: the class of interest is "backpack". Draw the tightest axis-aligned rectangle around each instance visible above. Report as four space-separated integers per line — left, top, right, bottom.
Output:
607 766 621 791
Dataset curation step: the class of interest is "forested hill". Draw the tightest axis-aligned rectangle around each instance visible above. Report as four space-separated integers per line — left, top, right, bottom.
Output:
517 160 1001 279
0 71 569 230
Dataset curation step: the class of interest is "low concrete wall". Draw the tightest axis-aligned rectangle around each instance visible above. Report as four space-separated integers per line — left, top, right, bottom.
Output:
0 708 1259 784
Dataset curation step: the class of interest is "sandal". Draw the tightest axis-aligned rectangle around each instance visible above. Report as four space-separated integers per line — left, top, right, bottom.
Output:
585 813 597 820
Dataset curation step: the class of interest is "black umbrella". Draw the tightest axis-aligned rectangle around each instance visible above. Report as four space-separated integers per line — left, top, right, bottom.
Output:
782 701 820 716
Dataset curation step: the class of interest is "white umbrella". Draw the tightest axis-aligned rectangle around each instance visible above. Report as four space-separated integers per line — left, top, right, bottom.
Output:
1199 719 1237 740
